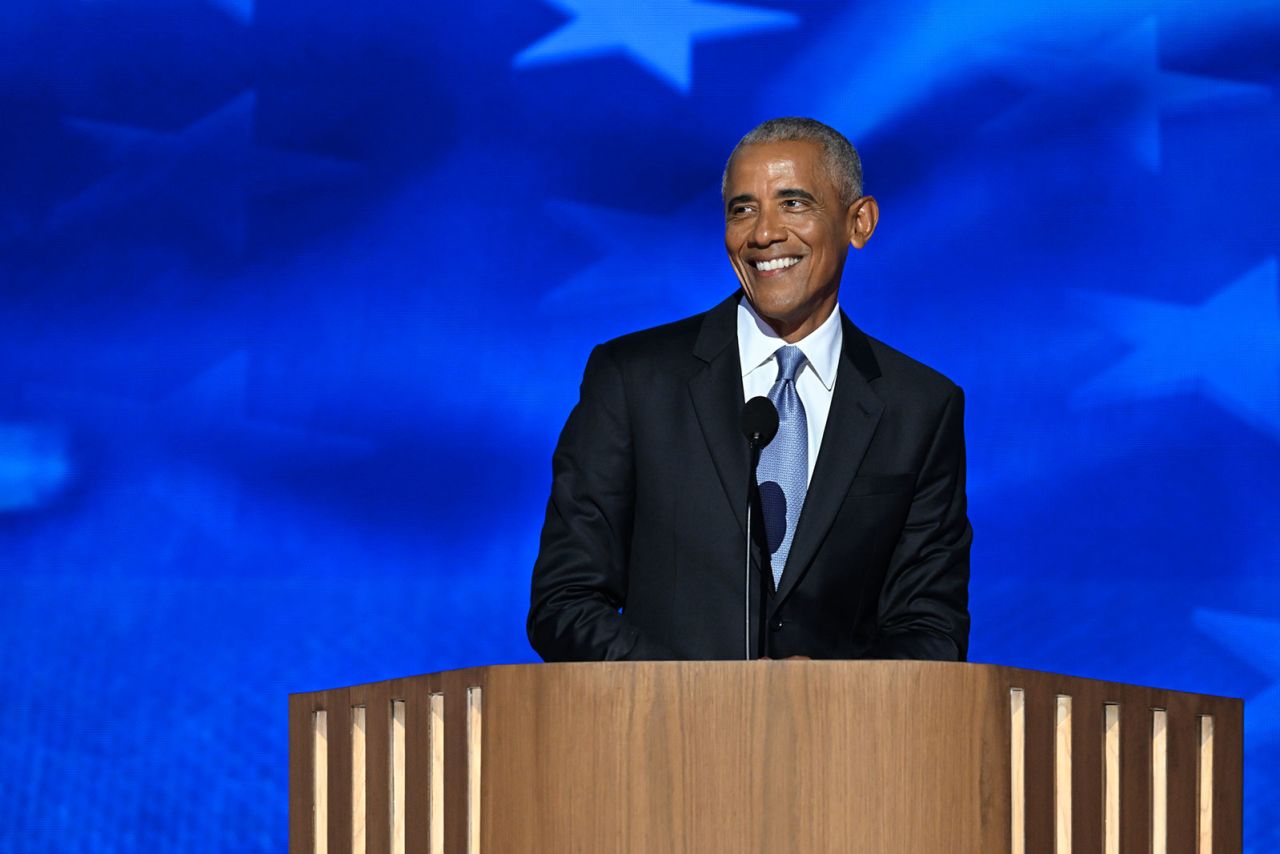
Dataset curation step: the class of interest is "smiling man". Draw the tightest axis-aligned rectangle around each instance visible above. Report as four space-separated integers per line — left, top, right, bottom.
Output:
529 117 971 662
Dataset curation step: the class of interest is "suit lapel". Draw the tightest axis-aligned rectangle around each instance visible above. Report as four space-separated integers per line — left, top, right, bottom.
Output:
770 311 884 611
688 294 750 538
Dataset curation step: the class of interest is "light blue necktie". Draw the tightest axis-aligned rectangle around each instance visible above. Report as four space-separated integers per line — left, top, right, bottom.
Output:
757 345 808 589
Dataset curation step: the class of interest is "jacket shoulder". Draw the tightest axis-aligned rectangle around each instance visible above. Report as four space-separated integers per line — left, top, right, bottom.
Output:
864 333 962 402
593 308 709 370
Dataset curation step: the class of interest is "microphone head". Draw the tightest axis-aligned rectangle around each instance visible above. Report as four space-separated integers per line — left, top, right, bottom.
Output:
741 396 779 449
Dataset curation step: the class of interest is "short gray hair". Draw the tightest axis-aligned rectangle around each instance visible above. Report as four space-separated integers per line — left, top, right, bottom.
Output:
721 117 864 207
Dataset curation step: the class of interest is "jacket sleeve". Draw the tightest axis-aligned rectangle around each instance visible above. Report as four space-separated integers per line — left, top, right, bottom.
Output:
527 344 676 661
865 385 972 661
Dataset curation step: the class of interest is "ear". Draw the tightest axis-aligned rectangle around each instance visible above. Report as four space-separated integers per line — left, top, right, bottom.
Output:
846 195 879 249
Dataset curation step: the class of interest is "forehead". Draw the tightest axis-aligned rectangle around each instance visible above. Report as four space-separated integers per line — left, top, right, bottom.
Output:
725 139 832 194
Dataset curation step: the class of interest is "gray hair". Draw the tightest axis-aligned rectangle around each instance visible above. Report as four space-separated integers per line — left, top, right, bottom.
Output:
721 117 864 207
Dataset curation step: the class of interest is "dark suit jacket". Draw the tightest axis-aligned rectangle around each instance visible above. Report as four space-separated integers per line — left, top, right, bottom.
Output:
528 292 971 661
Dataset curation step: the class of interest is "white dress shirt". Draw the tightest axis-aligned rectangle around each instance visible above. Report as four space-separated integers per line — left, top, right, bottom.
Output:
736 296 843 485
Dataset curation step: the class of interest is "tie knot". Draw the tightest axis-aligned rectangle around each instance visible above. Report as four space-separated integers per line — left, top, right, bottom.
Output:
773 345 807 382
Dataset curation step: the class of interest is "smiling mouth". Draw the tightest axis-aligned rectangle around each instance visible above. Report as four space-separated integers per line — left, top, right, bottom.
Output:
753 256 801 272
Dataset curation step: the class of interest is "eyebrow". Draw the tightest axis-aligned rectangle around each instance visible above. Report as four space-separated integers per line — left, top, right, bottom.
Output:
725 188 817 211
776 188 816 202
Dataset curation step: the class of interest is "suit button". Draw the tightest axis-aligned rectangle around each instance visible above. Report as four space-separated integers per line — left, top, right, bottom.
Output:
771 619 784 632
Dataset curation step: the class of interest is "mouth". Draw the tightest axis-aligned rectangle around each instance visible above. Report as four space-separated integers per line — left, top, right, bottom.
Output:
750 256 802 275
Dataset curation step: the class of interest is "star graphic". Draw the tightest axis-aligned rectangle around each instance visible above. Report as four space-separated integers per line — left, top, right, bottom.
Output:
50 92 359 258
1073 258 1280 439
537 194 732 322
1194 608 1280 742
983 18 1271 170
773 11 1270 157
514 0 799 93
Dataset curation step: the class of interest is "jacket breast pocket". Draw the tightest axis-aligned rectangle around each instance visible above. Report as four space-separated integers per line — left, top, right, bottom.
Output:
843 473 916 499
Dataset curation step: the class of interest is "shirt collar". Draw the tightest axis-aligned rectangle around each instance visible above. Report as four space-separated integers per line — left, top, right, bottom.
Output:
736 295 843 391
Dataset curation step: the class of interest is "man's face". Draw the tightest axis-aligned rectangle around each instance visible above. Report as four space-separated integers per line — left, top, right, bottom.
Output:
723 140 876 341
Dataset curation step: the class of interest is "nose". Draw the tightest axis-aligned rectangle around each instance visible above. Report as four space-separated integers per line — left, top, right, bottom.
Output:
750 205 784 247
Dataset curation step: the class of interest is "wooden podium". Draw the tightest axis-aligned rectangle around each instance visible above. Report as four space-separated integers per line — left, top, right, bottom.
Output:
289 662 1241 853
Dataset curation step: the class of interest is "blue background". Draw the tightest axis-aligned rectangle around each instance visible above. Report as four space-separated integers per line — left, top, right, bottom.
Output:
2 0 1278 849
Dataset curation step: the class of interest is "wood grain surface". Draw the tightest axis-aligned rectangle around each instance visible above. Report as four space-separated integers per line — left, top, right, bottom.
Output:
288 662 1243 854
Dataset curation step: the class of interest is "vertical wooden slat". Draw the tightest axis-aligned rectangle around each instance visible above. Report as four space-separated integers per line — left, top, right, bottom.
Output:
467 686 483 854
1070 687 1103 850
358 681 393 854
1120 697 1151 854
352 705 367 854
1055 695 1072 853
1011 688 1026 854
1198 715 1213 854
324 693 353 854
1152 709 1168 854
441 676 469 853
431 693 446 854
1024 680 1056 853
313 710 329 854
1166 701 1197 853
391 699 407 854
1212 700 1243 854
1104 704 1120 854
290 696 316 854
404 679 434 854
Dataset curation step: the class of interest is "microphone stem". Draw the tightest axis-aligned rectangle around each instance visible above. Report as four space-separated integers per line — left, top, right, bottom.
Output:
745 495 752 660
745 437 762 660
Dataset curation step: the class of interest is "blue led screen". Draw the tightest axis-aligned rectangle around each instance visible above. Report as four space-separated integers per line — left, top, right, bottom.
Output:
1 0 1278 849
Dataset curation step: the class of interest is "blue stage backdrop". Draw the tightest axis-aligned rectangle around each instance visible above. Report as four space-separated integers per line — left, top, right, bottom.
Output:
2 0 1277 849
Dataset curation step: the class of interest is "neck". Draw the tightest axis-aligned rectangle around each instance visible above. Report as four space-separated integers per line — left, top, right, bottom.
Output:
757 299 838 343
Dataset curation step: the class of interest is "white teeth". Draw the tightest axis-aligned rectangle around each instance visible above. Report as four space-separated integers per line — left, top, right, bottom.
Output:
755 257 799 272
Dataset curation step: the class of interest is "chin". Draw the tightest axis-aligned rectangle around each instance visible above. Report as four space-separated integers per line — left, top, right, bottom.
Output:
748 289 807 323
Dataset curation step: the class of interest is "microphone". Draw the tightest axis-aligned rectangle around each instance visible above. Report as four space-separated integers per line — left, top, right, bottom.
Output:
739 396 778 659
741 395 779 450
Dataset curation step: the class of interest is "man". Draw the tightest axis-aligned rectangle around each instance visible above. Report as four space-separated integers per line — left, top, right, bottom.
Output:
528 117 971 661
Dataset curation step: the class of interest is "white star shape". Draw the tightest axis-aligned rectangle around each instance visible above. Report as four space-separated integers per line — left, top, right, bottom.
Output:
514 0 798 93
1194 608 1280 742
1074 258 1280 439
